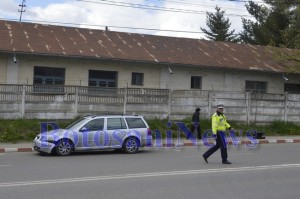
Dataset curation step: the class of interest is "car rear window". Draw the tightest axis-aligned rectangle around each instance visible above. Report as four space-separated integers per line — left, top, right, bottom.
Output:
125 118 147 128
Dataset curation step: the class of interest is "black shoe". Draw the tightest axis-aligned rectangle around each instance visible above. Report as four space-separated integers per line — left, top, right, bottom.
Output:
222 160 232 164
203 155 208 163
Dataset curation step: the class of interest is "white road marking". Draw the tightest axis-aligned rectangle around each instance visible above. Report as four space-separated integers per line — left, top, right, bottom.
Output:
0 163 299 188
182 153 253 158
229 153 253 156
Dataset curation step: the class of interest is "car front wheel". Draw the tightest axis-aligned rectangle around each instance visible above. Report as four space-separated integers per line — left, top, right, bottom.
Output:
123 137 139 154
55 139 74 156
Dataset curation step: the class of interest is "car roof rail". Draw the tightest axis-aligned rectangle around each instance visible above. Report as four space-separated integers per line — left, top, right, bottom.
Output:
83 115 97 118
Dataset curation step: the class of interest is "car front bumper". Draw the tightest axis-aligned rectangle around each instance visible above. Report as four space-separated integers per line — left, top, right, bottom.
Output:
33 138 56 154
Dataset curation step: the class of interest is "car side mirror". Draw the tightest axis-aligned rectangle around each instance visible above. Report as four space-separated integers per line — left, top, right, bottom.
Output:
80 127 88 132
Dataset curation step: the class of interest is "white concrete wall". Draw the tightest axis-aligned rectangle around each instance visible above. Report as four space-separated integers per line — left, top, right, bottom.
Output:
1 53 300 94
0 56 7 84
13 55 162 88
1 86 300 124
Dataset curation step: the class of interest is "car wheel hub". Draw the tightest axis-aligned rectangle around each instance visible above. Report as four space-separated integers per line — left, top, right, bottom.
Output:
58 142 71 154
126 138 137 152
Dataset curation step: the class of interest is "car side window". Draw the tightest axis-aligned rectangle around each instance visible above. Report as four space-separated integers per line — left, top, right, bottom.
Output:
83 118 104 131
107 118 127 130
125 118 146 128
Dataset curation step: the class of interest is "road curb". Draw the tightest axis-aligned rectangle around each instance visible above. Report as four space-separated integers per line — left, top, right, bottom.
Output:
180 139 300 146
0 139 300 153
0 147 33 153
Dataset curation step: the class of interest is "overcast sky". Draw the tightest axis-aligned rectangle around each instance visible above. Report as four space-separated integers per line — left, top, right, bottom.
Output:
0 0 263 39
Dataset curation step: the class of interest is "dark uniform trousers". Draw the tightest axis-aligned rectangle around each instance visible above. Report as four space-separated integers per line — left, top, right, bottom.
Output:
190 122 202 139
203 131 227 162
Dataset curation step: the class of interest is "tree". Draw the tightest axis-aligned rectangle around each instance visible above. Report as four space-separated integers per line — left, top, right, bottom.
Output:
201 6 238 42
241 0 300 72
281 4 300 49
240 0 300 48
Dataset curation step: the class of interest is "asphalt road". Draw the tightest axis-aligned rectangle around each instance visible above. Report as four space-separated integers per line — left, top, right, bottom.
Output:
0 144 300 199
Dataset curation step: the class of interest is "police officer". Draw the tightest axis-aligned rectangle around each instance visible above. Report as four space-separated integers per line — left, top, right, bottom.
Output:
202 104 232 164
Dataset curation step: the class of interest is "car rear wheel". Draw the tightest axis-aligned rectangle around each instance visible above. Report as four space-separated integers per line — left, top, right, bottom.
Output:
55 139 74 156
123 137 139 154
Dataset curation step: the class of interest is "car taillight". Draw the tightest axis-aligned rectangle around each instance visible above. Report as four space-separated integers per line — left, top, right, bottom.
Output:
147 128 152 136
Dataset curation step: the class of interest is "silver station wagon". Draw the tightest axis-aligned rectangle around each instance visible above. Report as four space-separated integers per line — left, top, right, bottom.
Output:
33 115 152 156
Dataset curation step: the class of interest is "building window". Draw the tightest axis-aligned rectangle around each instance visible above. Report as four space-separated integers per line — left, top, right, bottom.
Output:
33 66 65 93
284 84 300 94
245 81 267 93
89 70 117 88
131 72 144 86
191 76 202 89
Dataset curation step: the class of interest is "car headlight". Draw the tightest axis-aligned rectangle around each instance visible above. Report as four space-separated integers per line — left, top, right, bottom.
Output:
40 135 55 143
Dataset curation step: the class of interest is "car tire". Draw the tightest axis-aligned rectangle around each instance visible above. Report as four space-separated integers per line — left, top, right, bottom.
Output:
123 137 139 154
114 148 123 153
55 139 74 156
38 151 50 156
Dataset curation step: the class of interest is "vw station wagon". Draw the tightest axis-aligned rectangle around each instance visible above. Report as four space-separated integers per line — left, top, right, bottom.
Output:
33 115 152 156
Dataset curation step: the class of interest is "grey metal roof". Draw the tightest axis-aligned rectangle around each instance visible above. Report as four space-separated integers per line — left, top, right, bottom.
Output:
0 20 291 73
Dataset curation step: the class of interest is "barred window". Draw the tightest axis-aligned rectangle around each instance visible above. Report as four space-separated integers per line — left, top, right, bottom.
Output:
191 76 202 89
131 72 144 86
89 70 117 88
284 84 300 94
33 66 65 93
245 81 267 93
34 66 65 85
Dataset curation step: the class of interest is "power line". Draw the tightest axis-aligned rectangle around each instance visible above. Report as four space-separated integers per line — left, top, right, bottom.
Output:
145 0 262 10
0 17 203 34
4 0 257 37
0 17 243 37
145 0 241 10
18 0 26 22
76 0 253 17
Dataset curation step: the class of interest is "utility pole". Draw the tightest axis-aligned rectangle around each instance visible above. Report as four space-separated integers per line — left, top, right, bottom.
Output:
18 0 26 22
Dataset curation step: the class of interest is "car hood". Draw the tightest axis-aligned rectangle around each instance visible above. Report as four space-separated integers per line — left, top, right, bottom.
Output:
39 129 77 140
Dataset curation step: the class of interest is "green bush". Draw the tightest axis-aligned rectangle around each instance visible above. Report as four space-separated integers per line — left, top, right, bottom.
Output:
0 119 78 143
0 118 299 143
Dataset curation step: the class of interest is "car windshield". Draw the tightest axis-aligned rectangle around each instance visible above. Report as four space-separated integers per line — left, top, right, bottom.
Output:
66 118 90 131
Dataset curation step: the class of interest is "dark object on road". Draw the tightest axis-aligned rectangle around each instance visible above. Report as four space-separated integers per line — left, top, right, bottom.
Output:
253 132 265 139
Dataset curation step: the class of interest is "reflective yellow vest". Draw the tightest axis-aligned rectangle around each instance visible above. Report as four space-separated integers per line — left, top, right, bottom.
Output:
212 112 231 134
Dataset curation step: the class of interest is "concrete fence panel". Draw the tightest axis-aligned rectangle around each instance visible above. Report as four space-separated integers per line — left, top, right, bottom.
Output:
0 84 300 124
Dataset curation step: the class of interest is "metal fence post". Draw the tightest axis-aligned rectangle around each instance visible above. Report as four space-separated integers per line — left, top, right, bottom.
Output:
123 87 127 115
21 84 26 118
208 91 212 118
74 86 79 115
246 92 251 125
168 89 172 121
284 92 288 123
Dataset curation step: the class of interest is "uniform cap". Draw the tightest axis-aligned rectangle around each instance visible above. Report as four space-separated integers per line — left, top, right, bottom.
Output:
217 104 224 109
